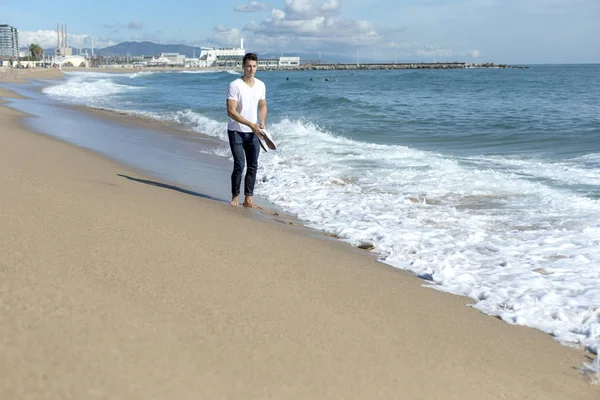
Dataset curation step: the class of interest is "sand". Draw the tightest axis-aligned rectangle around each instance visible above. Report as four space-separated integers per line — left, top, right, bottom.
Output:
0 67 64 83
0 71 598 399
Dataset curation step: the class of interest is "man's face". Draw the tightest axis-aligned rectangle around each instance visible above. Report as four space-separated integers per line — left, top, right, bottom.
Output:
243 60 257 77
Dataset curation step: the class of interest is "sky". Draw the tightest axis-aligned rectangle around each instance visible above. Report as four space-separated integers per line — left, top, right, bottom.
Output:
1 0 599 64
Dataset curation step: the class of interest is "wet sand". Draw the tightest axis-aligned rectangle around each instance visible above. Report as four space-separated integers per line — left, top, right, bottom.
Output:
0 69 598 399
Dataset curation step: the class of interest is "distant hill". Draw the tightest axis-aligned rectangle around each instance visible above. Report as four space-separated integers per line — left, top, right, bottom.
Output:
40 41 380 63
98 43 380 63
99 41 203 58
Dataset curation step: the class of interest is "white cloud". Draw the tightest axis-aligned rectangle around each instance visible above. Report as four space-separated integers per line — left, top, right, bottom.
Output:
416 47 454 58
374 41 483 61
283 0 341 19
208 0 494 61
321 0 340 12
244 21 263 32
413 45 483 60
272 9 286 19
208 27 243 47
214 24 230 32
205 0 338 52
233 0 379 52
284 0 317 19
100 21 143 30
19 30 116 50
208 0 476 60
234 2 272 12
127 21 144 30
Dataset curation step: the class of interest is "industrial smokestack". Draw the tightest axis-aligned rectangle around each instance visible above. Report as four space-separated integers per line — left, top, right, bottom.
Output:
65 24 68 48
57 23 60 49
240 38 244 50
62 24 66 50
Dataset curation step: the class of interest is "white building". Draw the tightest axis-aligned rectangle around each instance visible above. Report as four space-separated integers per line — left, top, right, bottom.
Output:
278 56 300 68
257 59 279 69
148 53 186 66
257 56 301 69
52 55 89 67
190 39 246 68
0 24 19 60
185 39 301 69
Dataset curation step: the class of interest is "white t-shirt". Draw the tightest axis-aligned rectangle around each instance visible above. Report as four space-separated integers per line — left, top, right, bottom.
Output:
227 78 266 132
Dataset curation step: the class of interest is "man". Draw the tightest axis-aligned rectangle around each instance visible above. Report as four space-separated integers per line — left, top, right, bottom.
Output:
226 52 267 208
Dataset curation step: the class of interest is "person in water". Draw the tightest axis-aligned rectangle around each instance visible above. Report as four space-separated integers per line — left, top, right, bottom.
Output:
226 53 268 208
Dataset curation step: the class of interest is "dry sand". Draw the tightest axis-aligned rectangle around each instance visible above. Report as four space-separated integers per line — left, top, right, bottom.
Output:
0 67 63 83
1 72 599 399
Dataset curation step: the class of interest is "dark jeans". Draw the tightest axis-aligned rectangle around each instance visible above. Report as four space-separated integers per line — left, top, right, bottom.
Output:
228 130 260 197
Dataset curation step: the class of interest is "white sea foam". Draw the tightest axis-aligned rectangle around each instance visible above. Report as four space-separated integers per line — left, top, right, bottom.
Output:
167 109 229 141
573 153 600 166
253 118 600 361
43 73 141 106
128 71 157 79
583 356 600 384
123 108 229 141
468 155 600 187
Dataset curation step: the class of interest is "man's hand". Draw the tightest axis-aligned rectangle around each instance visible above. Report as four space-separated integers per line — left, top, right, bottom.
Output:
251 123 262 135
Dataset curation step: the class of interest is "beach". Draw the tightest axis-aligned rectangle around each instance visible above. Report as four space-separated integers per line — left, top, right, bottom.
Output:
1 69 599 399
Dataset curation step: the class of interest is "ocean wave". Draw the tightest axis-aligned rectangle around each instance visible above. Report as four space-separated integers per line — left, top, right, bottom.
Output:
128 71 158 79
254 117 600 356
95 107 230 142
43 74 142 104
164 109 228 140
465 155 600 188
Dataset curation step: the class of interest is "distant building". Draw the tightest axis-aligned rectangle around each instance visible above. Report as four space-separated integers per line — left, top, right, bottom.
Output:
278 56 300 68
148 53 186 66
257 56 301 70
55 23 72 57
162 53 186 66
188 39 246 68
257 59 279 69
0 24 19 60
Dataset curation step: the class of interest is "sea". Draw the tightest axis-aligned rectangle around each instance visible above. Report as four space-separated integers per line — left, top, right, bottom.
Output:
4 64 600 367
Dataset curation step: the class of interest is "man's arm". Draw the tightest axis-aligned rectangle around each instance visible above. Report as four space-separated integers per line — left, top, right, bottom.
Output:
258 99 267 129
227 99 260 133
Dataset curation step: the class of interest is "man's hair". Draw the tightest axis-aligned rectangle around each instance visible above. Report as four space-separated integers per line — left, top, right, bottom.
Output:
243 53 258 66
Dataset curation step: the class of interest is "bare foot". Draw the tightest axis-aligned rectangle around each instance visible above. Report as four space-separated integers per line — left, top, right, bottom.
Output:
230 196 240 207
243 202 262 209
242 195 262 209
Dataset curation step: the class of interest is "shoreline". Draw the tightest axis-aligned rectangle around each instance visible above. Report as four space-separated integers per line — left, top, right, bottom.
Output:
1 71 599 398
